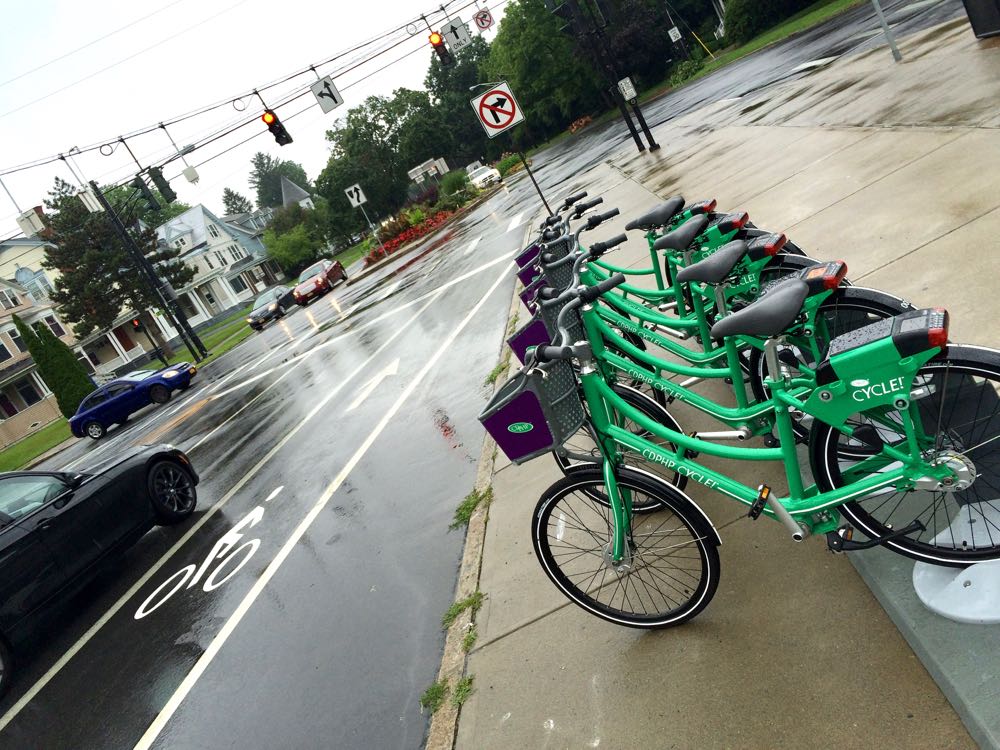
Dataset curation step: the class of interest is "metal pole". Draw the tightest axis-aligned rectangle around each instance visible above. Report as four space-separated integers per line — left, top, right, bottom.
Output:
89 181 205 362
517 152 553 216
0 176 22 213
629 102 660 151
360 204 388 259
870 0 902 62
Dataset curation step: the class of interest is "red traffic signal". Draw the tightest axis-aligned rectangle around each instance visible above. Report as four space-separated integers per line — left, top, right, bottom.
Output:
131 317 143 332
261 109 293 146
429 31 454 66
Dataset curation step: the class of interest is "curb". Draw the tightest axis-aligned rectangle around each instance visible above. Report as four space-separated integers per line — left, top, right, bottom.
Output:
346 187 503 286
424 220 534 750
22 435 79 470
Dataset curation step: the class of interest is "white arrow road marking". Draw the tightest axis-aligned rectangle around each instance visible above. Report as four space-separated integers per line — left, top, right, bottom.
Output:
132 262 511 750
346 358 399 412
464 236 481 256
506 212 525 233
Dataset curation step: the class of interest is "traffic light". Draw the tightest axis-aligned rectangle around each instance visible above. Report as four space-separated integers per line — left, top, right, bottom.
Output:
429 31 454 66
130 176 160 212
545 0 584 35
131 317 143 333
261 109 293 146
148 167 176 204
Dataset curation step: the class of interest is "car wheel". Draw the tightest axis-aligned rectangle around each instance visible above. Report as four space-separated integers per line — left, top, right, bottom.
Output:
148 460 198 525
149 384 171 404
0 637 13 699
84 420 106 440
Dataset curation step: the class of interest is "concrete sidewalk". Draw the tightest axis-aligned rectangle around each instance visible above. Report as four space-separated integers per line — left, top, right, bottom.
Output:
447 17 1000 750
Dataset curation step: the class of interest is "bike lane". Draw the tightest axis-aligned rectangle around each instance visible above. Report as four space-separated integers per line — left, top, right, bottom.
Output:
0 184 534 748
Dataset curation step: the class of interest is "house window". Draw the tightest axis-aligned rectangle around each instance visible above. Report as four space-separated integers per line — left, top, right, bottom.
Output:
0 394 17 418
204 254 214 270
77 352 95 374
25 276 52 302
214 250 227 266
0 340 10 363
230 276 247 294
44 315 65 337
14 378 40 407
177 237 187 248
7 328 27 353
207 224 220 239
229 245 241 262
0 289 20 310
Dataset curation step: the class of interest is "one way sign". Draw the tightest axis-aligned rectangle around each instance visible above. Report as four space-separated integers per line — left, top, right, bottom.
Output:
310 76 343 114
470 81 525 138
444 17 472 51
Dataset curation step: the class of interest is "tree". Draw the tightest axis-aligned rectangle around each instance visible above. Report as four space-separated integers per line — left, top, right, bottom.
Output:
41 178 195 355
263 224 323 275
424 36 493 167
248 153 310 209
221 187 253 214
13 314 94 418
103 183 191 226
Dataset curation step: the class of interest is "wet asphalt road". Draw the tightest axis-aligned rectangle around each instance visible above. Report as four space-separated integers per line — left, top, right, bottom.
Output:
0 2 967 747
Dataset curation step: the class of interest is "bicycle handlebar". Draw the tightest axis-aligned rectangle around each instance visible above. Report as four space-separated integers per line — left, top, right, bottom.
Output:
586 208 620 229
589 233 628 256
573 197 604 217
580 273 627 304
562 191 588 209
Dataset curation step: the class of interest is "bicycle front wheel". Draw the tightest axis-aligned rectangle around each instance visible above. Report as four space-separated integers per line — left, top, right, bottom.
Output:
811 346 1000 566
532 466 720 628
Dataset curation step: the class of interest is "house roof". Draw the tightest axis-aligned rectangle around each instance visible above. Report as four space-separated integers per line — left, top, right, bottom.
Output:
155 205 233 258
280 176 311 208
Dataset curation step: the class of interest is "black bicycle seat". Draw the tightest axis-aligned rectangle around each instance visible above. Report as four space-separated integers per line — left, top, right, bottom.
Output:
675 241 748 285
625 197 685 231
653 214 708 252
710 279 809 339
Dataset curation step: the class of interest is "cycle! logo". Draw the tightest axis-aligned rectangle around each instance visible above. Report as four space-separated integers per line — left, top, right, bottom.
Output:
850 376 905 402
508 422 534 433
134 489 281 619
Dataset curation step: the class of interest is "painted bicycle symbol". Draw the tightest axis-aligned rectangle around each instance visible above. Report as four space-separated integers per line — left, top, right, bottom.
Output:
134 505 265 619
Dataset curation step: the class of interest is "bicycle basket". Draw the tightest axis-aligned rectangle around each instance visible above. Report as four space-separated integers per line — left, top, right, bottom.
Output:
543 259 574 292
540 296 585 345
515 243 540 269
507 314 552 365
517 261 541 287
519 275 548 314
479 360 585 465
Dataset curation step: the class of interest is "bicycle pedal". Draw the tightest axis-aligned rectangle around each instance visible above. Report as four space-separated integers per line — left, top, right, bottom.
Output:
748 484 771 520
826 525 854 553
763 434 780 448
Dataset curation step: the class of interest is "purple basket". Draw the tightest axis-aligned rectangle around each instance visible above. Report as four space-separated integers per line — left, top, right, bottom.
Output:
519 275 548 314
515 243 540 269
479 360 585 465
517 262 541 287
507 315 551 365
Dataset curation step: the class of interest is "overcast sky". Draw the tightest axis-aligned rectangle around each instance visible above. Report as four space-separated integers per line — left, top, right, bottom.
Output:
0 0 504 234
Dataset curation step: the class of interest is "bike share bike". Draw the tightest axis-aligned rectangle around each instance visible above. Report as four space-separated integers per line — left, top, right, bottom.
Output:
481 193 1000 628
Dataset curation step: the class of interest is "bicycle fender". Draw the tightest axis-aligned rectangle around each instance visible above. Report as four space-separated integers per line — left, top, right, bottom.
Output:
619 466 722 546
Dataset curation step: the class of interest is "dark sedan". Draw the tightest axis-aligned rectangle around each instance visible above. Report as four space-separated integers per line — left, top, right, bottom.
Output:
0 444 198 697
246 286 291 331
69 364 198 440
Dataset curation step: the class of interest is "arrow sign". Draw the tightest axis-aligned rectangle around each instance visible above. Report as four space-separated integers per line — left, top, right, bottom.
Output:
470 81 524 138
344 183 367 207
346 358 399 412
445 16 472 50
310 76 344 114
474 9 493 31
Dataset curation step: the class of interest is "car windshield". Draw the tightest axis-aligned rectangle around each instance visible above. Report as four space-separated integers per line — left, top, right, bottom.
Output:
298 263 325 283
470 167 493 179
122 370 158 381
253 291 279 310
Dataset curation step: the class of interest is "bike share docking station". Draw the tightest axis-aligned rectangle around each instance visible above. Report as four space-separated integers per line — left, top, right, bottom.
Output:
912 503 1000 625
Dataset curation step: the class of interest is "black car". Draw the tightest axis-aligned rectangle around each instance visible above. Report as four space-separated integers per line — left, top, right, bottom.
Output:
246 286 291 331
0 444 198 696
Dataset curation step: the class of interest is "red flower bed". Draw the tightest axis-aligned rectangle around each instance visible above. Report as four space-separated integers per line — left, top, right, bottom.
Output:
364 210 454 266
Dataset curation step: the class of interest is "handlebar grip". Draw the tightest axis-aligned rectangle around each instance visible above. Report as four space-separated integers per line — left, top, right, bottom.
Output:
580 273 627 304
589 233 628 256
544 215 562 227
562 191 587 208
573 197 604 217
534 345 575 364
541 229 560 242
586 207 621 229
537 287 561 301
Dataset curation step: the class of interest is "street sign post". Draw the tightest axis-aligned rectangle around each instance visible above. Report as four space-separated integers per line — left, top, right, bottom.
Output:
474 8 494 31
443 17 473 51
668 26 682 43
617 77 637 102
344 184 367 208
310 76 344 114
470 82 525 138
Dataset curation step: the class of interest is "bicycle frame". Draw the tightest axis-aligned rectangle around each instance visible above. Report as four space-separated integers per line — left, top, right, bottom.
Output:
572 299 951 563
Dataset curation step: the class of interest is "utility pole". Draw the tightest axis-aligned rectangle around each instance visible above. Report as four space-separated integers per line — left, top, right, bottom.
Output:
88 181 208 363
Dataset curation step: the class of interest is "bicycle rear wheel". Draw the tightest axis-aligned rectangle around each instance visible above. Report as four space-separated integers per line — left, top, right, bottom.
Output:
532 466 720 628
810 346 1000 566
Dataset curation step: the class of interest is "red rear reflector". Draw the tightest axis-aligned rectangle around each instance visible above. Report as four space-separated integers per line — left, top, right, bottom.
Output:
928 308 949 348
764 233 787 256
692 199 717 213
824 261 848 289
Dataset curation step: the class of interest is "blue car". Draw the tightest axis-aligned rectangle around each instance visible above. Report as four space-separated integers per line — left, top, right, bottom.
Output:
70 363 198 440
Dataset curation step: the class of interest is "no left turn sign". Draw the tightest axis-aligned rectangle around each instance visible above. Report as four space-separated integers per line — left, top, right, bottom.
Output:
474 9 493 30
470 82 524 138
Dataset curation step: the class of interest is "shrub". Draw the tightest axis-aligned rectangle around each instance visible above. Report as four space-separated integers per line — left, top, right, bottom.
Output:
725 0 815 45
440 170 469 197
14 314 94 418
495 153 522 177
669 59 703 88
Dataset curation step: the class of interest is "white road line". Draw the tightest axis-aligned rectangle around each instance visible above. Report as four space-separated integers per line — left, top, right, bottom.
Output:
133 262 511 750
463 237 481 256
506 212 525 233
0 291 444 736
263 486 283 503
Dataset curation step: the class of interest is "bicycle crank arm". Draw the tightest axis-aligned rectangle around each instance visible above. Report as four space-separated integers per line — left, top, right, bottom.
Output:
826 520 925 553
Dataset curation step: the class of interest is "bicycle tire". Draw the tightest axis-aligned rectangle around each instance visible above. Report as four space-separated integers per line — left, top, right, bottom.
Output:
554 384 688 503
810 345 1000 566
532 466 720 628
